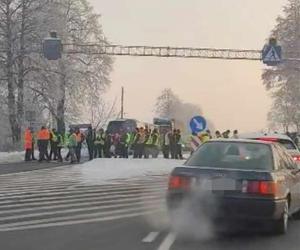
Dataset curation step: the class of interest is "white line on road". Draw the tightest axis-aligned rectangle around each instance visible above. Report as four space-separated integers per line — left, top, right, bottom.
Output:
142 232 160 243
0 186 164 202
0 205 163 229
0 209 164 232
0 199 162 222
158 233 176 250
0 194 162 214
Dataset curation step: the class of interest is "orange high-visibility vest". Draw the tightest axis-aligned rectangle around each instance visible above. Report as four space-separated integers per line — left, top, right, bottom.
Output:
76 133 83 143
24 129 33 150
37 129 50 140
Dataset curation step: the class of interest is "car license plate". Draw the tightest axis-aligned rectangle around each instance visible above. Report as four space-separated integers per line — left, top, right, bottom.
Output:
195 178 212 191
212 178 236 191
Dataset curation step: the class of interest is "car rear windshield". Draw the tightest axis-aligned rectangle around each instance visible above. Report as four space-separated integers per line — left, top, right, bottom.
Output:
277 139 297 150
185 142 274 170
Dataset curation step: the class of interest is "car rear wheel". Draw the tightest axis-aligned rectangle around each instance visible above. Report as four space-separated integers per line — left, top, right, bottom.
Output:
273 200 289 235
292 208 300 220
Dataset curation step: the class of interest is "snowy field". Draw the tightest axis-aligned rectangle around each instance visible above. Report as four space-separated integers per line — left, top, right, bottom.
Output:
0 149 87 164
0 151 25 163
77 158 185 185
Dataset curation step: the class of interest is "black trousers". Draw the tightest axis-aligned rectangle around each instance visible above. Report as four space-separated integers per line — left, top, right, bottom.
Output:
144 145 151 159
87 143 94 160
104 143 111 158
162 145 170 159
68 147 76 163
170 144 176 159
57 147 63 162
75 144 82 163
38 140 49 161
94 144 104 158
25 149 32 161
32 143 36 160
50 142 58 160
175 144 183 159
121 144 128 158
134 144 144 159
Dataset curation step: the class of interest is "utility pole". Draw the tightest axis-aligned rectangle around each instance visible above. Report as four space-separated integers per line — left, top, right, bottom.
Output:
121 86 124 119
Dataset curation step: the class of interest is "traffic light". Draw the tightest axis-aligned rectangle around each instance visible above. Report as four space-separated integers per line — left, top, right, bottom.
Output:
43 32 62 60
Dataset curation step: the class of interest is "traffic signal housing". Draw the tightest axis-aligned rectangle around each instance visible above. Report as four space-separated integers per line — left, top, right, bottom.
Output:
43 32 62 60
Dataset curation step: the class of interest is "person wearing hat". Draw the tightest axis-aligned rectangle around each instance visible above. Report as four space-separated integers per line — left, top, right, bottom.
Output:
215 130 222 139
233 130 239 139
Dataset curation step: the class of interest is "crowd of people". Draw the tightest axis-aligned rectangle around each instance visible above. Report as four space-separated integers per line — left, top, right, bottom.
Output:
23 125 240 163
24 126 85 164
23 125 186 163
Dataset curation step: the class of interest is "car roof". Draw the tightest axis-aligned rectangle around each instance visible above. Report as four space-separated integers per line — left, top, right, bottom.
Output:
239 133 293 141
208 139 273 145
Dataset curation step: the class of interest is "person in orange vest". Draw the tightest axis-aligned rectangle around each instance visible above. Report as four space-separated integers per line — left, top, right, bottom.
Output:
75 128 84 163
37 126 50 162
24 128 33 161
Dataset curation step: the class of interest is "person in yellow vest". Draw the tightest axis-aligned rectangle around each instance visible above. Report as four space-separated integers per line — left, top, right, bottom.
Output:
199 131 210 143
175 129 183 160
144 128 152 159
151 129 160 158
94 129 105 158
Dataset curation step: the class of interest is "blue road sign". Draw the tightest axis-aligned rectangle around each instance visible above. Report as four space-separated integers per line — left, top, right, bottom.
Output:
190 116 207 133
262 45 282 66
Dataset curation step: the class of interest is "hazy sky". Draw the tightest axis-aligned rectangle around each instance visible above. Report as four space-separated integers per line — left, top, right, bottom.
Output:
89 0 288 132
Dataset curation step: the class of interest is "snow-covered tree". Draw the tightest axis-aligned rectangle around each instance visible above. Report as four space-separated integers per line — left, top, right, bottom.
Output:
155 88 181 119
28 0 112 133
154 88 215 135
263 0 300 132
0 0 48 145
0 0 113 148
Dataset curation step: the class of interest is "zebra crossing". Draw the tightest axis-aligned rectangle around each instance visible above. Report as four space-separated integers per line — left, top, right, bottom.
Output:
0 165 169 232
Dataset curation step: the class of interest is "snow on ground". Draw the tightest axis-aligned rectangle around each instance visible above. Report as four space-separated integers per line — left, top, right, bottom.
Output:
0 151 25 163
77 158 185 185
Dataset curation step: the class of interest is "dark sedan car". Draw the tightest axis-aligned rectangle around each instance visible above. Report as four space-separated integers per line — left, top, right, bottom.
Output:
167 139 300 235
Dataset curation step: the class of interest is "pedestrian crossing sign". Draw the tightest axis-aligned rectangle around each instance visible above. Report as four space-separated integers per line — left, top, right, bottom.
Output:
262 45 282 66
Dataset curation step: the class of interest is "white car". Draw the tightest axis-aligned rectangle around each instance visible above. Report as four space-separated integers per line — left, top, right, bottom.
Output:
240 133 300 163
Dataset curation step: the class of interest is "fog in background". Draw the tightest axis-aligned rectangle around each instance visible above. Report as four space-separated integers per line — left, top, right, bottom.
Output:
90 0 287 132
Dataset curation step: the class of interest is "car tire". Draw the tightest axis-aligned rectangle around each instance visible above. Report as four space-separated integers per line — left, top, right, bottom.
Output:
292 209 300 220
273 200 289 235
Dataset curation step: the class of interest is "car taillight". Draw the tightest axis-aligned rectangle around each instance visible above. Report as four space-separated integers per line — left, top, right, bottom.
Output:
242 180 277 195
293 155 300 162
168 175 191 190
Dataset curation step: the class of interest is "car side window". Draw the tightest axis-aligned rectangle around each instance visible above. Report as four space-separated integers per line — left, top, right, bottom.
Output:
275 144 297 170
273 145 286 170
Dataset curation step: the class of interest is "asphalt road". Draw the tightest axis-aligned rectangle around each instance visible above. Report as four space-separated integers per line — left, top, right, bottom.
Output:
0 160 76 175
1 161 300 250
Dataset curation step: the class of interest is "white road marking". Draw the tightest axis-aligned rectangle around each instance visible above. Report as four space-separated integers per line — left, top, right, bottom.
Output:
0 186 163 201
0 209 163 232
0 164 168 232
0 194 162 213
0 205 162 229
158 233 176 250
142 232 160 243
0 200 162 222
